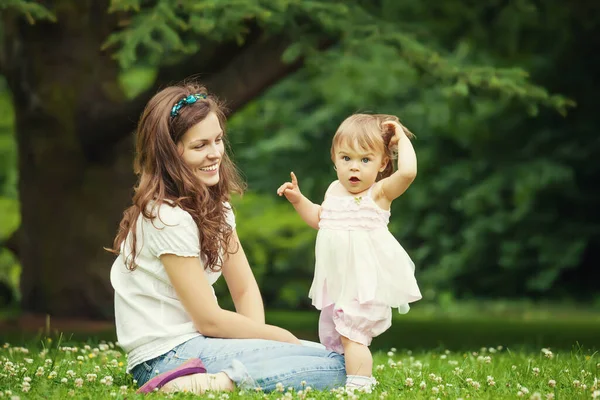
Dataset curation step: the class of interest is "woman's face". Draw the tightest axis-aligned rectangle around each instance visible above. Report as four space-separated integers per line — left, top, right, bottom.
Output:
177 112 225 187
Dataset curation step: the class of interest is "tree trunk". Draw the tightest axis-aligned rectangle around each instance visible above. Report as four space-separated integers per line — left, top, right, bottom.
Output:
6 1 134 318
2 2 307 319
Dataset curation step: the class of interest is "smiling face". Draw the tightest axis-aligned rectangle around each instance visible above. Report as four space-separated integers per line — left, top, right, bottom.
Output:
334 141 388 194
177 112 225 187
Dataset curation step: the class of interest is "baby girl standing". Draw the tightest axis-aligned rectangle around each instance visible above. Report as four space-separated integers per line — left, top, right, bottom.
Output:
277 114 422 392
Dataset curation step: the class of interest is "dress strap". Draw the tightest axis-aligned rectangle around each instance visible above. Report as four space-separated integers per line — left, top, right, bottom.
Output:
366 184 376 198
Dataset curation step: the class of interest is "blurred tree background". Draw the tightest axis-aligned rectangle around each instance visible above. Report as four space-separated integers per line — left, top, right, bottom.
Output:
0 0 598 319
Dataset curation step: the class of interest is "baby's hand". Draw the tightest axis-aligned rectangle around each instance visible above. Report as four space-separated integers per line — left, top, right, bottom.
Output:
383 120 414 148
277 172 303 204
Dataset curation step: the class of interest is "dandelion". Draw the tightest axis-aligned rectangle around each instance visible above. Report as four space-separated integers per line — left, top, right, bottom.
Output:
548 379 556 387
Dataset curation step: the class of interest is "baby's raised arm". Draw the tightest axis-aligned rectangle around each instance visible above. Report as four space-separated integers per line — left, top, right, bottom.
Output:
277 172 321 229
379 121 417 202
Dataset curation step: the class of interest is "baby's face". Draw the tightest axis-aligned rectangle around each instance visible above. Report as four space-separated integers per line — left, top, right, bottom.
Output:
333 142 387 195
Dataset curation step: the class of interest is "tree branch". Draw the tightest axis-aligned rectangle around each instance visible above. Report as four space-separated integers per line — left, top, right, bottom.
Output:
82 33 305 161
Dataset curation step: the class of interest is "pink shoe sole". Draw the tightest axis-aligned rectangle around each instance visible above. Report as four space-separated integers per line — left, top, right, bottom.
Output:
137 358 206 394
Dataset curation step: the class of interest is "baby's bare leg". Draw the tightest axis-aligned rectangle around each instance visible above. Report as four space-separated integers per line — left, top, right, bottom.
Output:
340 336 372 377
160 372 235 394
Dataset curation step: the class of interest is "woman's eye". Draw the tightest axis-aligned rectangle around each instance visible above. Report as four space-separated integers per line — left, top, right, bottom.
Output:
194 144 205 149
216 137 223 143
342 156 350 161
361 158 370 163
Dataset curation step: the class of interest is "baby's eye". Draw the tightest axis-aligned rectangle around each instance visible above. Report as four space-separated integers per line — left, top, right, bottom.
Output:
342 156 350 161
361 157 370 163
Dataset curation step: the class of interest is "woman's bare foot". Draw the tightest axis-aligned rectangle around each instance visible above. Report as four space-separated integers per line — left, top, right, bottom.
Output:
161 372 235 394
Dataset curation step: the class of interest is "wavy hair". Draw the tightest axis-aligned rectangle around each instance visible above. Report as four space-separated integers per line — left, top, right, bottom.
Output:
110 82 245 272
330 113 414 181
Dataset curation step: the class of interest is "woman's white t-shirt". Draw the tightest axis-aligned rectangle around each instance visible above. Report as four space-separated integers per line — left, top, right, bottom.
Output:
110 201 235 372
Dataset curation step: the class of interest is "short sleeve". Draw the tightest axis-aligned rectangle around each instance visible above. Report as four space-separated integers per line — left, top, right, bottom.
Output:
145 205 200 258
224 202 236 230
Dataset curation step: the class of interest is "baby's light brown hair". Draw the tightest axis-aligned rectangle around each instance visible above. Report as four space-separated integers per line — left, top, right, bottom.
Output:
330 113 414 180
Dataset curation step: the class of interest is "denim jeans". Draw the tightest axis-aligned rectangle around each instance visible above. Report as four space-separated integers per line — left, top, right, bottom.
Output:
131 336 346 392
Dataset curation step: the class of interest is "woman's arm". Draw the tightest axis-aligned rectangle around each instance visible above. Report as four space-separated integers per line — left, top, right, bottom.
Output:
162 253 300 344
221 230 265 323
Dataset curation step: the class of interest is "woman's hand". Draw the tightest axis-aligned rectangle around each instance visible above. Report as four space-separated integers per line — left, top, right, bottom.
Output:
277 172 303 204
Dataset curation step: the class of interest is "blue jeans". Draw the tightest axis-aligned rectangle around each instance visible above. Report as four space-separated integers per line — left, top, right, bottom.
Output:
131 336 346 392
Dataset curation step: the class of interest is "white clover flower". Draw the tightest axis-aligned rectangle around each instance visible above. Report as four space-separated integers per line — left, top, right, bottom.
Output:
75 378 83 387
592 390 600 399
440 354 447 359
22 377 31 383
521 386 530 394
94 366 101 372
573 380 581 387
512 365 517 370
387 351 394 357
86 373 97 382
68 389 75 397
419 381 426 390
61 378 68 384
376 364 385 371
548 379 556 387
533 367 540 376
76 356 84 361
546 394 555 400
529 392 542 400
44 359 52 366
219 394 229 399
207 394 216 399
518 391 524 397
487 376 496 386
48 371 57 379
276 382 285 392
405 377 414 387
23 359 33 364
432 386 439 394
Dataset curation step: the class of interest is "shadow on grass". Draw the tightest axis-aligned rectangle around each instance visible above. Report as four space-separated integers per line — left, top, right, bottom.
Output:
266 310 600 352
1 308 599 352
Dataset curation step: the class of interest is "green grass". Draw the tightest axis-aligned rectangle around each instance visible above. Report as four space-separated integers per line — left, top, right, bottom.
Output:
1 302 599 398
0 338 599 399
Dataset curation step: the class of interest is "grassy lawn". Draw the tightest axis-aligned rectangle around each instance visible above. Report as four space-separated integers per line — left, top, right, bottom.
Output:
0 302 598 398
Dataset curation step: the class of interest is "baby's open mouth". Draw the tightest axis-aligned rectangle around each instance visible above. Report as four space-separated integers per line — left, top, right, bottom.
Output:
349 177 360 182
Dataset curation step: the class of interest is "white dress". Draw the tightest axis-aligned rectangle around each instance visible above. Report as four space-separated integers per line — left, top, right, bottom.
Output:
308 182 422 313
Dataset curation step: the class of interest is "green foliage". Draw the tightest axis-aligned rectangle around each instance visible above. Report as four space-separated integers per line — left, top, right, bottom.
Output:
0 77 19 298
0 0 55 24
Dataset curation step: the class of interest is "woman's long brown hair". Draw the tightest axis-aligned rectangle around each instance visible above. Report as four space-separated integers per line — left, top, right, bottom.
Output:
109 82 245 272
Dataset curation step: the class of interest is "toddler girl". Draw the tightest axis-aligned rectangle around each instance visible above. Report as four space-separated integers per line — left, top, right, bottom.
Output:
277 113 422 391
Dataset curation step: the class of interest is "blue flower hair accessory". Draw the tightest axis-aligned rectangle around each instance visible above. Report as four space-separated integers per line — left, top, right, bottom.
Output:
170 93 207 118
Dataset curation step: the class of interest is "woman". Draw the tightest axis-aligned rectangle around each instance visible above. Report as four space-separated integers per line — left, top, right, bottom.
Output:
109 82 346 394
